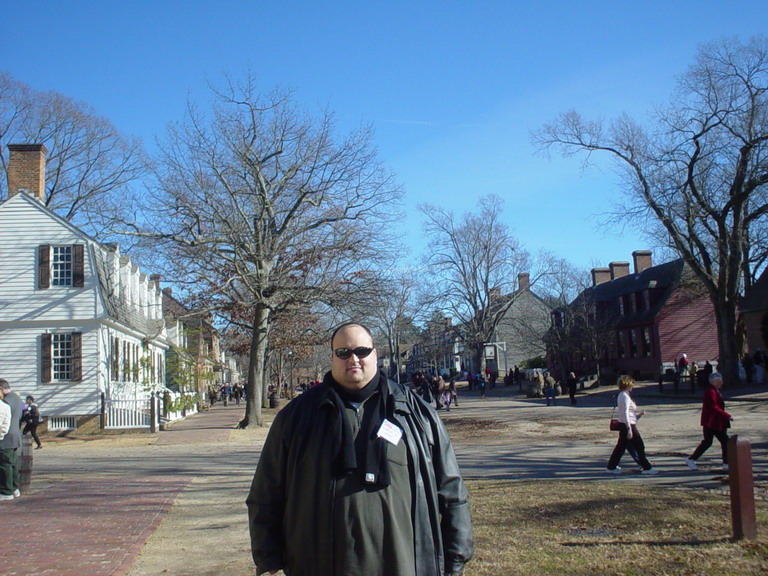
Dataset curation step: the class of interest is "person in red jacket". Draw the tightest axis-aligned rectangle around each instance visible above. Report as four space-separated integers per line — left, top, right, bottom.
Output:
685 372 733 471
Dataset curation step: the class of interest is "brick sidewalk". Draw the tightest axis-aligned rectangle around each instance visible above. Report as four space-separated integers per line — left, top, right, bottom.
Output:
0 404 248 576
0 477 189 576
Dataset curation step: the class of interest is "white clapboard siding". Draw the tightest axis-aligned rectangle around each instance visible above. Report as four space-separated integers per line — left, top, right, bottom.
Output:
0 193 169 428
0 325 103 415
0 194 100 322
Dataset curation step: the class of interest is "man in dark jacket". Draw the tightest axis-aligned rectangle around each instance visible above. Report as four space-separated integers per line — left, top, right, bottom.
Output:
0 378 24 501
247 322 473 576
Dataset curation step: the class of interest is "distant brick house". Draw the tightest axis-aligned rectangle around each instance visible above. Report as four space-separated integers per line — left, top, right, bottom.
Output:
553 251 719 381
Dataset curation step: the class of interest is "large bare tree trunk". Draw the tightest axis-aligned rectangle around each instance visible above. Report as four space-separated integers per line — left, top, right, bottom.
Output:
242 303 271 428
714 301 740 388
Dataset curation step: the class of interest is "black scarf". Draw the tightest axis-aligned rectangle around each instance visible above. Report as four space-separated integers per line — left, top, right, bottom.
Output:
324 370 391 487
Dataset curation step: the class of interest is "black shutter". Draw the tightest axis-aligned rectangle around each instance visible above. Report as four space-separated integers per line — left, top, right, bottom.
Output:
72 332 83 381
41 333 52 382
38 245 50 289
73 244 85 287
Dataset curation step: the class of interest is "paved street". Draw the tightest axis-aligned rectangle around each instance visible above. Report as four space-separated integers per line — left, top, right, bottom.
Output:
0 380 766 575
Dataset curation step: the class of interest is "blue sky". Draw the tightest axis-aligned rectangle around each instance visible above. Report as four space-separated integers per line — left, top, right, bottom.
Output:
4 1 768 271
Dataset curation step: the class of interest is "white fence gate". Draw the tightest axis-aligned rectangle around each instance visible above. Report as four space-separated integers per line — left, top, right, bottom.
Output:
104 397 154 429
102 391 198 430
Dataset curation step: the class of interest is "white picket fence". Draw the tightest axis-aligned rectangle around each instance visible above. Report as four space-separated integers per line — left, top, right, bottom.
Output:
103 391 199 430
104 397 154 429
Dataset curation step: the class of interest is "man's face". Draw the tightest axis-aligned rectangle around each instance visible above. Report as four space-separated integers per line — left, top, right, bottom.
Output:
331 325 377 390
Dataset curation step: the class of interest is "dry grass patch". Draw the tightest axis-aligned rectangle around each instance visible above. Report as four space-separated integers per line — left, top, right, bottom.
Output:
466 479 768 576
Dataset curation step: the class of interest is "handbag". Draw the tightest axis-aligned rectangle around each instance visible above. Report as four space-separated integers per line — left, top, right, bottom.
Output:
609 406 621 431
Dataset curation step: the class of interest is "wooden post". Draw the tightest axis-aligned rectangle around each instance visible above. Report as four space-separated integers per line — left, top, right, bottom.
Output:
729 435 757 540
100 391 106 429
19 435 34 495
150 392 158 433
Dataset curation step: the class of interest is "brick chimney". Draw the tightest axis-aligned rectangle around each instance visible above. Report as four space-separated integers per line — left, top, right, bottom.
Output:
591 267 611 286
609 261 630 280
518 273 530 291
632 250 653 274
7 144 48 202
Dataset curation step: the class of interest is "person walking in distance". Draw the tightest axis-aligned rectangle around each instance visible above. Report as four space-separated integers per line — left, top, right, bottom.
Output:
21 396 43 449
247 322 474 576
606 375 658 476
544 371 557 406
0 379 24 500
685 372 733 471
566 372 579 405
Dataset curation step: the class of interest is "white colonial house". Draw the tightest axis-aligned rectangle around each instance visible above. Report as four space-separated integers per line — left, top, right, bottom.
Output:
0 144 173 433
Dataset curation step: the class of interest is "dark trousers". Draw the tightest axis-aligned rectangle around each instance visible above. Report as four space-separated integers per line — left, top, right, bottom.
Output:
689 427 729 463
607 423 653 470
23 422 42 448
0 447 19 495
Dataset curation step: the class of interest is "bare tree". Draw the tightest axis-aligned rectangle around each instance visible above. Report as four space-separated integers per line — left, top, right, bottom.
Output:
0 71 147 240
419 195 546 371
533 37 768 386
546 267 617 382
348 269 425 382
144 77 402 426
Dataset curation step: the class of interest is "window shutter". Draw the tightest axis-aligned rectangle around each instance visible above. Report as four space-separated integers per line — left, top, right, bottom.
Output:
73 244 85 287
38 245 50 289
72 332 83 382
41 333 52 382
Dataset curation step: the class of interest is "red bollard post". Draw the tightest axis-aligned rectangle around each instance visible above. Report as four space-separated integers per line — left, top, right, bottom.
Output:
728 435 757 540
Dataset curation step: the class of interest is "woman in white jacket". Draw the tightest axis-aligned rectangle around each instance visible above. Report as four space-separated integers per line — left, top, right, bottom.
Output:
606 375 658 475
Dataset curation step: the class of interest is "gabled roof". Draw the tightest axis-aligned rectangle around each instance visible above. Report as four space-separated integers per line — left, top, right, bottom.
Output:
2 191 165 339
0 191 99 244
491 283 554 316
740 267 768 314
571 259 692 327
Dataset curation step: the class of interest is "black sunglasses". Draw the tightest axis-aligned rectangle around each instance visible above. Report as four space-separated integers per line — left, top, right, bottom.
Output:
334 347 374 360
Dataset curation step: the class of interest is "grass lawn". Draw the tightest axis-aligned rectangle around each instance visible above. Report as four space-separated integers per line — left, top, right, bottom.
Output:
466 480 768 576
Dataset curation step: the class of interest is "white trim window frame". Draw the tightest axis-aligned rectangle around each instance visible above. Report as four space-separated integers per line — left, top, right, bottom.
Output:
52 332 73 381
51 245 74 287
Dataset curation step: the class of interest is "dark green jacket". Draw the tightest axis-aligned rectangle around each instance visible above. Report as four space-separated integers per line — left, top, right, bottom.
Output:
247 372 473 575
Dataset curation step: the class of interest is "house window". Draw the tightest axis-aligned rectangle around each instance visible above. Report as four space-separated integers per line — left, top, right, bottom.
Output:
41 332 82 383
38 244 85 288
51 246 73 286
618 297 625 316
616 331 625 359
133 343 140 382
123 341 130 382
111 336 120 381
642 327 652 357
643 290 651 311
629 329 638 358
52 333 73 379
